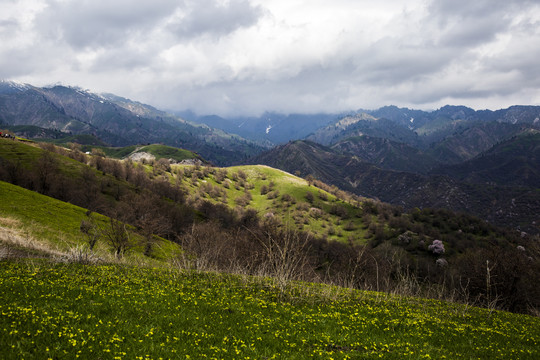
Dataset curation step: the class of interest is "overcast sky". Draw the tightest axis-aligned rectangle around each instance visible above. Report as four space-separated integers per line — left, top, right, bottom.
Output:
1 0 539 116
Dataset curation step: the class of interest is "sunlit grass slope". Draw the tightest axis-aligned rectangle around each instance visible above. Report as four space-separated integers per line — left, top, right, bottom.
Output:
79 143 203 162
0 260 538 359
176 164 371 242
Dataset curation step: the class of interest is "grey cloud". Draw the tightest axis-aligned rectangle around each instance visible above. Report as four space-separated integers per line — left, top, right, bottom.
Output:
437 16 509 47
427 0 536 47
484 43 540 89
352 40 455 85
168 0 264 39
0 45 60 78
0 18 20 34
88 47 159 72
5 0 540 116
37 0 179 48
405 82 509 105
429 0 533 19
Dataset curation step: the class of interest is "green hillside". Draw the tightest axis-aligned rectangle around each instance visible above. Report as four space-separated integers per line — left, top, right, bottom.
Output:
1 137 539 317
1 138 540 359
178 163 370 242
251 139 540 233
77 143 204 163
0 181 180 263
132 144 203 163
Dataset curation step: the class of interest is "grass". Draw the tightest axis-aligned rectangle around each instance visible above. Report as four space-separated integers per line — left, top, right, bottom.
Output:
0 181 95 250
137 144 201 162
0 138 43 167
0 260 538 359
177 164 370 242
77 144 201 162
0 181 180 263
1 141 539 359
80 145 138 159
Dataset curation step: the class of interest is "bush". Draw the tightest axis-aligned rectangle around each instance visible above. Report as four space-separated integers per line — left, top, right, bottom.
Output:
428 240 445 255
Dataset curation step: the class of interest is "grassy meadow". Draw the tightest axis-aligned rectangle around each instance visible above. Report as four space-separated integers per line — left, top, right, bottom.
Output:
1 139 539 359
1 260 539 360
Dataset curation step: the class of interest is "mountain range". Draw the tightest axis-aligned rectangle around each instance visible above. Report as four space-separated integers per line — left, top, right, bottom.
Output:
1 79 539 233
0 80 264 165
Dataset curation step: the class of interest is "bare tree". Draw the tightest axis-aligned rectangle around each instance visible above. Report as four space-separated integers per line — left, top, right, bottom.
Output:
80 216 101 250
102 217 132 258
33 151 58 194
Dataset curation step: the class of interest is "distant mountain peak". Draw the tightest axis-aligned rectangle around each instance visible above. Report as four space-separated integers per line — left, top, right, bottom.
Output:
0 79 31 93
334 113 377 129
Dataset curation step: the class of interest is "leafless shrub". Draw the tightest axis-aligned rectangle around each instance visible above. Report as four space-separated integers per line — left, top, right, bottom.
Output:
62 245 100 264
175 222 230 272
251 228 312 292
235 191 252 207
214 168 228 183
266 190 280 199
0 246 11 260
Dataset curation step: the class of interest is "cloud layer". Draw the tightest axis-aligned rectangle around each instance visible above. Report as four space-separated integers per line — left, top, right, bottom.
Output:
1 0 539 116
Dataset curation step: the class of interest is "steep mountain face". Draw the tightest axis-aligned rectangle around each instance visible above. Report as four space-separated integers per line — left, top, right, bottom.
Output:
432 131 540 188
0 81 264 165
307 114 421 147
250 140 540 233
331 135 440 174
491 105 540 125
302 105 540 175
366 105 433 129
366 104 540 133
251 140 358 185
426 122 527 164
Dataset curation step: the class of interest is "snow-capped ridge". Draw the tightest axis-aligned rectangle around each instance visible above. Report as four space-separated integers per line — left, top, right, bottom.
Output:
0 79 31 93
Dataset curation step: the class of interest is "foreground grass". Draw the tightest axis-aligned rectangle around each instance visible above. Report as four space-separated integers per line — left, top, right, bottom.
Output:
1 260 538 359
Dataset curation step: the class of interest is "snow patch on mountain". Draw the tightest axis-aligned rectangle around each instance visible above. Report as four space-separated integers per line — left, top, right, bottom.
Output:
0 79 30 93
